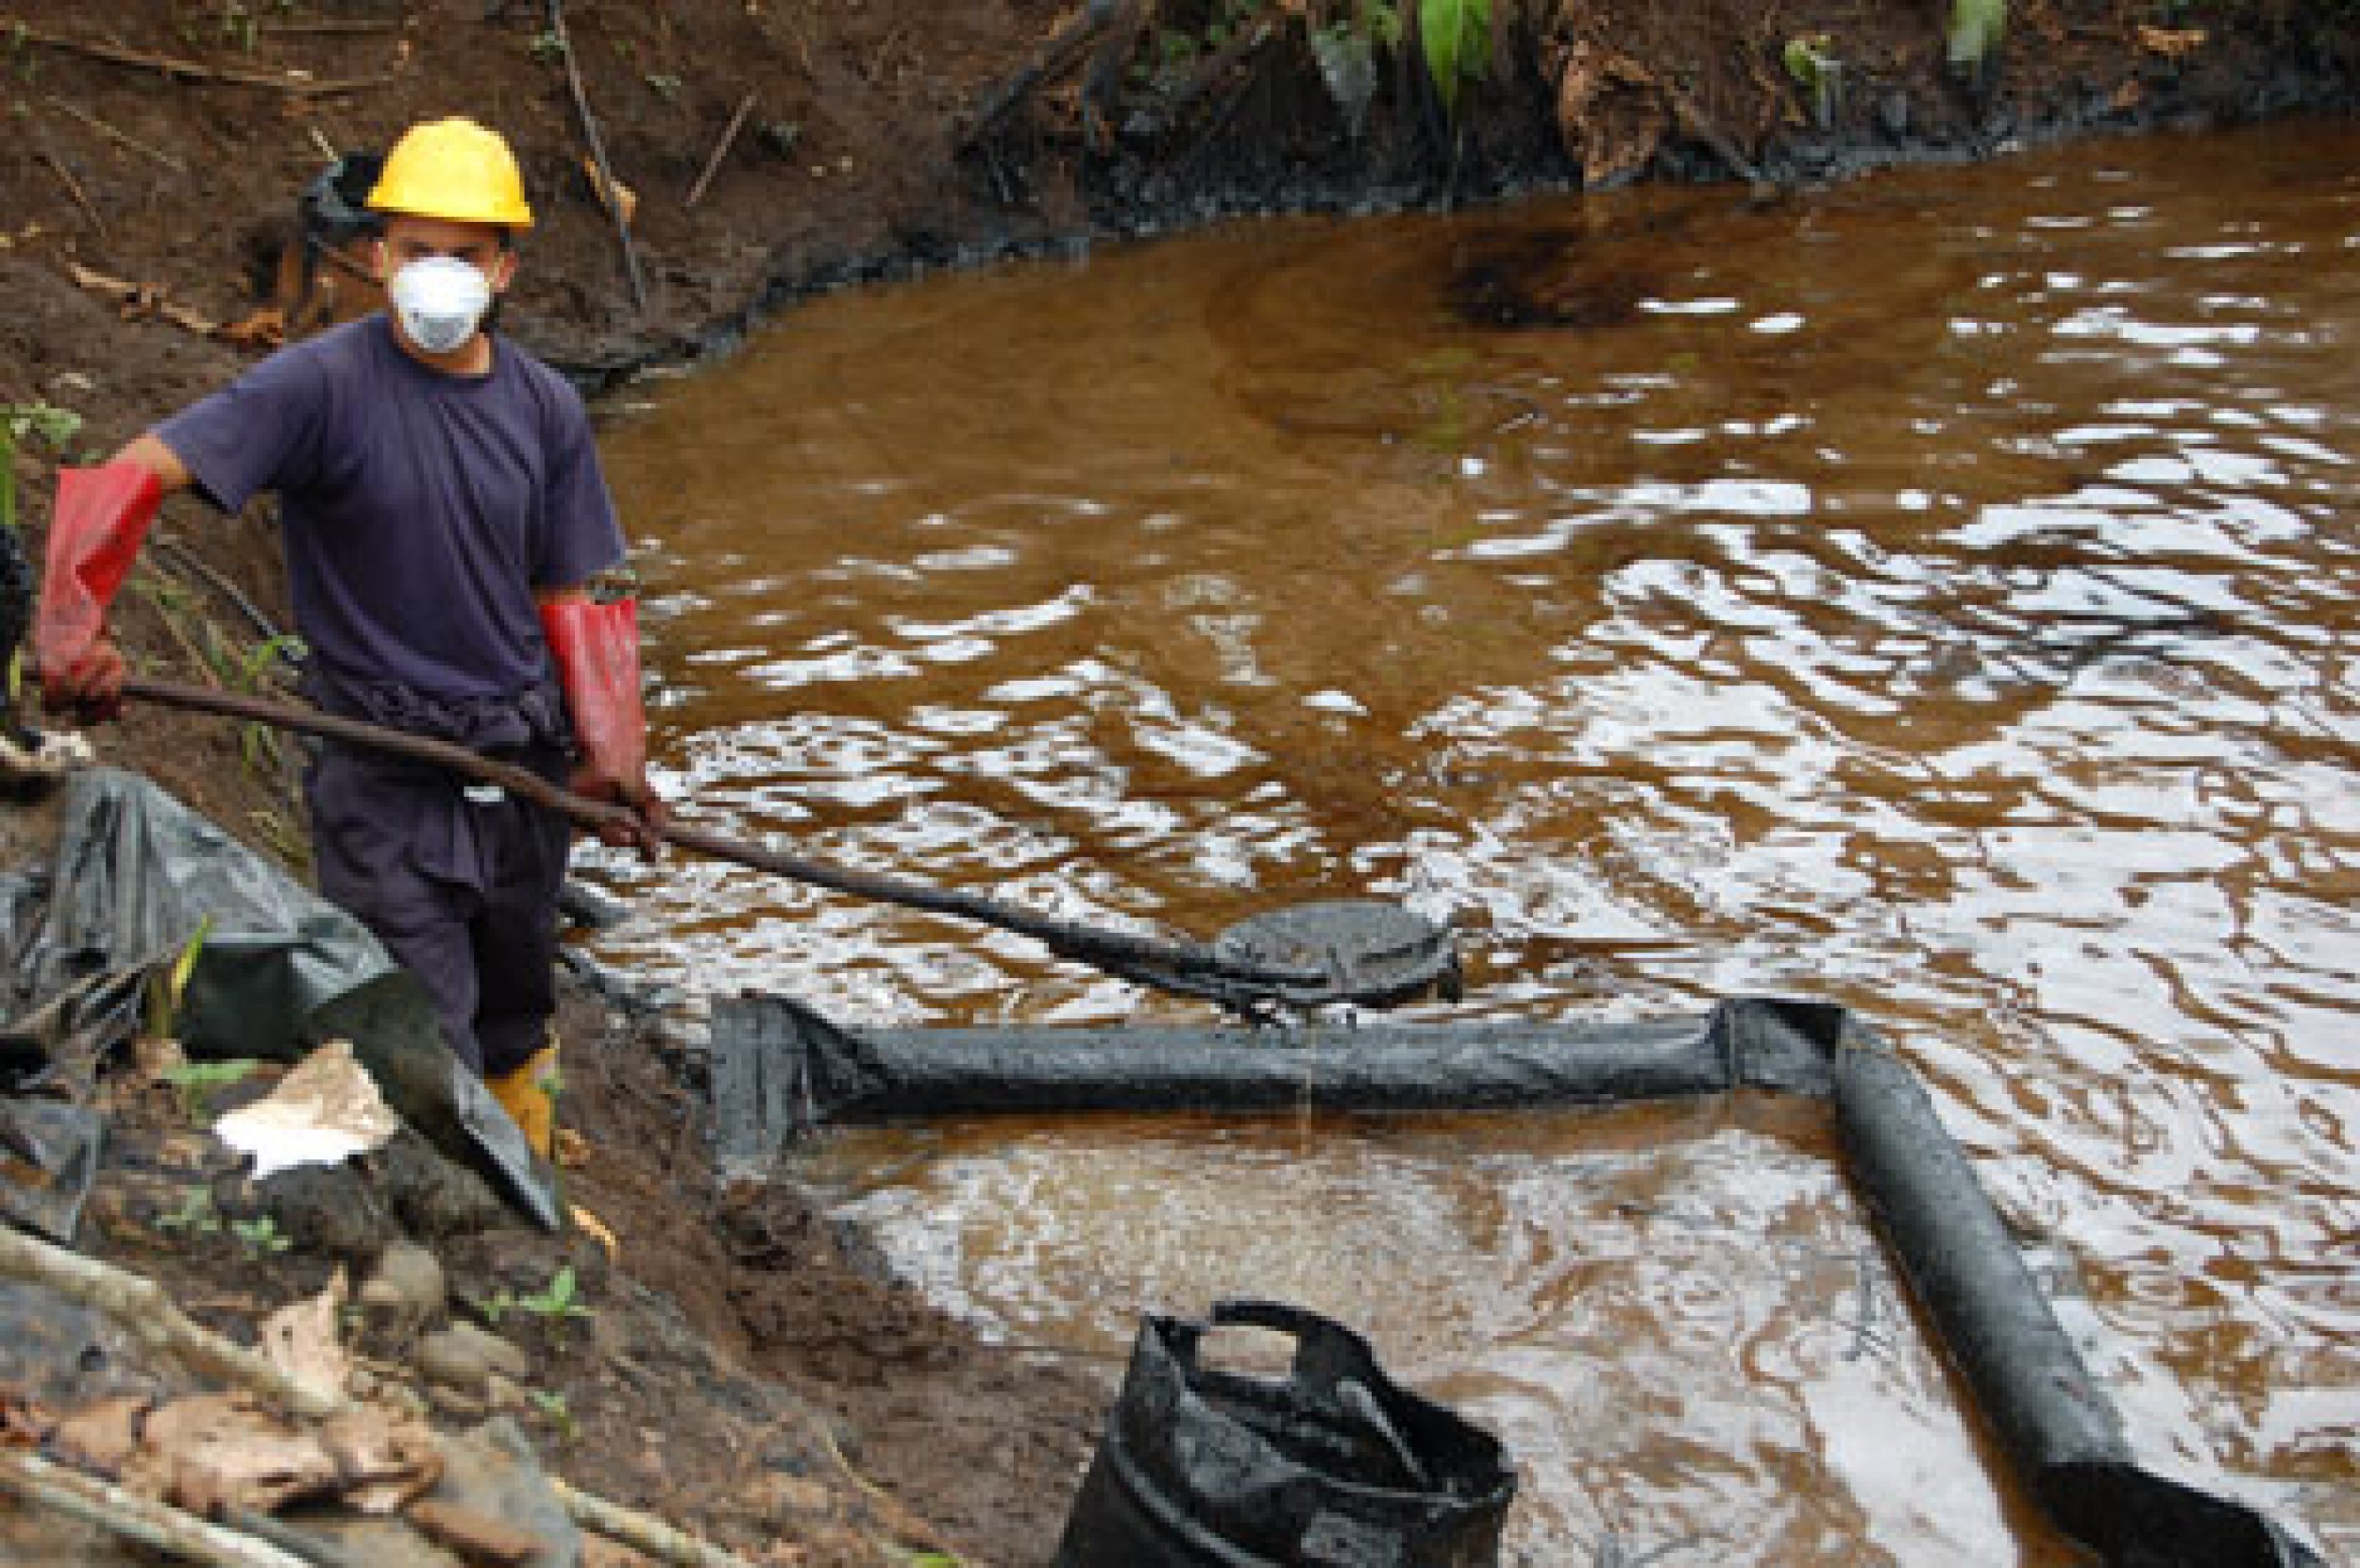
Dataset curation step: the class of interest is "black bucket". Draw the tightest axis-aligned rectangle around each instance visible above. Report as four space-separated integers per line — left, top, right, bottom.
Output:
1054 1299 1515 1567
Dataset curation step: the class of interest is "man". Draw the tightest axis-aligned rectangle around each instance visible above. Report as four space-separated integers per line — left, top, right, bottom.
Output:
34 118 661 1156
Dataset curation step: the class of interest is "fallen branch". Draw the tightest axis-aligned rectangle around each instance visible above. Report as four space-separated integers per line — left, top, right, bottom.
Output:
0 1225 760 1568
960 0 1122 145
1664 81 1762 185
258 18 402 35
0 20 391 94
36 145 105 236
551 1481 756 1568
545 0 648 312
686 93 756 210
0 1222 343 1418
0 1449 314 1568
67 261 221 339
42 96 189 172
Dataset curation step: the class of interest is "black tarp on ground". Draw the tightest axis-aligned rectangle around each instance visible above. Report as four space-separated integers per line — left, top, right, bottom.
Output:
717 991 2324 1568
0 768 557 1231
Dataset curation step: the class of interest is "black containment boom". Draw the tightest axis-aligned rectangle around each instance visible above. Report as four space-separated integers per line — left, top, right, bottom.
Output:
712 993 2326 1567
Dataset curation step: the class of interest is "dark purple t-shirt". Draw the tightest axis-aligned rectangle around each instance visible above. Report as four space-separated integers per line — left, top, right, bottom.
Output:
157 315 624 700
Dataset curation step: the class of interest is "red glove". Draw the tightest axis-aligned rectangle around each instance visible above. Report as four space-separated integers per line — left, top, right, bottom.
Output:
37 461 164 725
540 596 665 855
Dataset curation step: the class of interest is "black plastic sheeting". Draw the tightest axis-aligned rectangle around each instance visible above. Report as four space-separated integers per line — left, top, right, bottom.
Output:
1053 1299 1514 1567
0 1098 103 1242
0 768 558 1232
716 991 2324 1568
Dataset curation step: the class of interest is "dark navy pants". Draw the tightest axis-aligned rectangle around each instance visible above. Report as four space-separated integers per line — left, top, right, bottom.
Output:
301 676 573 1078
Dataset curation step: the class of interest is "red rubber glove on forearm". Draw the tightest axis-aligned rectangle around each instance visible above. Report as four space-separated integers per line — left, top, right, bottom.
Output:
37 461 164 724
540 596 665 855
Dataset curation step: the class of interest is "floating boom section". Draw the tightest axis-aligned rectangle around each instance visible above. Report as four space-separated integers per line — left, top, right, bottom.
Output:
711 992 2323 1568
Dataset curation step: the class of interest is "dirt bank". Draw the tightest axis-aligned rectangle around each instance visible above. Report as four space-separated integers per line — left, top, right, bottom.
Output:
0 1 2353 1563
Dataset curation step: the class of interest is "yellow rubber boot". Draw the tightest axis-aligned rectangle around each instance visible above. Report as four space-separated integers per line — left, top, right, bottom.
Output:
488 1042 559 1159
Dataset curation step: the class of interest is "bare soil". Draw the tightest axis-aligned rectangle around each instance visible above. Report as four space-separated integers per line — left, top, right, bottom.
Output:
0 0 2351 1562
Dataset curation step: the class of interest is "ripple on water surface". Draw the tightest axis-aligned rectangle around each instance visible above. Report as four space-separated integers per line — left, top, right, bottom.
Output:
597 120 2360 1564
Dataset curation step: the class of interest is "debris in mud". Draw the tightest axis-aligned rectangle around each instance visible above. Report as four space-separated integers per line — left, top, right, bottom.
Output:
212 1039 399 1181
66 262 224 341
1551 42 1667 188
0 765 1085 1562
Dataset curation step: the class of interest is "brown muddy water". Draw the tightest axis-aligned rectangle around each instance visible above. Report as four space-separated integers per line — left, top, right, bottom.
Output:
595 120 2360 1565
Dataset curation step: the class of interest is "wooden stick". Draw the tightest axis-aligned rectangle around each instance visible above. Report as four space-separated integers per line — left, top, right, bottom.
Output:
1665 81 1762 185
549 1482 756 1568
0 20 391 94
960 1 1120 145
37 145 106 235
0 1221 344 1419
43 96 189 172
259 18 402 35
685 92 755 209
0 1450 313 1568
545 0 648 312
67 261 221 338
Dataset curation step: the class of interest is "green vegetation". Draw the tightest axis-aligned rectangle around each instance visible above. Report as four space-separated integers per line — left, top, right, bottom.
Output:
218 3 259 52
1947 0 2006 74
158 1061 261 1128
194 628 305 776
1782 34 1842 127
1419 0 1490 117
230 1214 291 1257
527 1388 577 1441
0 401 83 533
156 1186 221 1237
1143 0 1501 127
0 401 84 703
144 918 214 1048
486 1264 594 1342
155 1184 295 1261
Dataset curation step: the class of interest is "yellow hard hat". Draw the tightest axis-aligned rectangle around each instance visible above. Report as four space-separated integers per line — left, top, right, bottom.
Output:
366 118 534 229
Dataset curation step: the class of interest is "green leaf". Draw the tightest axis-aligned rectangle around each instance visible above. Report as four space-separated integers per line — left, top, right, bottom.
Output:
1418 0 1490 116
1947 0 2005 69
1781 35 1841 126
1782 36 1827 89
3 402 83 449
166 917 213 1011
158 1053 255 1123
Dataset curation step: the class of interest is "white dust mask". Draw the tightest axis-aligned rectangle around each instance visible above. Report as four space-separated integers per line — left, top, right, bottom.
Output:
388 256 493 356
